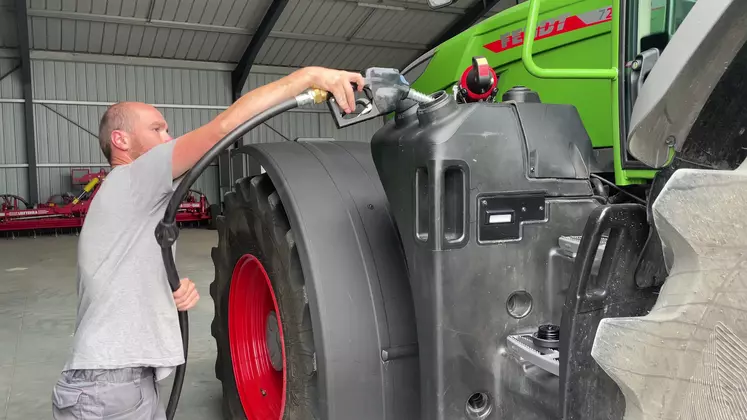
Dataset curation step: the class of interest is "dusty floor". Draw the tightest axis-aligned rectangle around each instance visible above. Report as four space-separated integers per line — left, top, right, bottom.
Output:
0 228 223 419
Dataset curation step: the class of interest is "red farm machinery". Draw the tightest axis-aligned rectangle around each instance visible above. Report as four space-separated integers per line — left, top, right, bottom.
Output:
0 168 217 235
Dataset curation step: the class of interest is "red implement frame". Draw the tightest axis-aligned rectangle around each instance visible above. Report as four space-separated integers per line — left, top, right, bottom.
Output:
0 168 213 232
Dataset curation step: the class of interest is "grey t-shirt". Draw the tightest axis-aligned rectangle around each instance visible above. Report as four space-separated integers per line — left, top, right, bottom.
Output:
64 139 184 382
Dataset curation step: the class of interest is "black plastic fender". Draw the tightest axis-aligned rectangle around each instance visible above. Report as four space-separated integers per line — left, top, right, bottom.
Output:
232 140 420 420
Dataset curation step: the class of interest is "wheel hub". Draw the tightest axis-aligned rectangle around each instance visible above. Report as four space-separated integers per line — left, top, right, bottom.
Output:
228 254 287 419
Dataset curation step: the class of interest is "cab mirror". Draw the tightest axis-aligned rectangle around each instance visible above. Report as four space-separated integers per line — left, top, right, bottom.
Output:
427 0 454 8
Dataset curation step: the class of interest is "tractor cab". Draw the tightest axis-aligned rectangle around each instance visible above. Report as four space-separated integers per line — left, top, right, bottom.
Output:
404 0 702 187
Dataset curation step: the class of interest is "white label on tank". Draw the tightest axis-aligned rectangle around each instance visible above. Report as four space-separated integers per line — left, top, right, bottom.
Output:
489 213 513 224
260 166 265 174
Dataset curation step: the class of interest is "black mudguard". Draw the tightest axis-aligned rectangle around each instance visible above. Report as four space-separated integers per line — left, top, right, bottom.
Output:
232 140 420 420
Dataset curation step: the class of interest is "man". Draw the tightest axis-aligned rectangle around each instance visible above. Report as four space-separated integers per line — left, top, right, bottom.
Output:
51 66 365 419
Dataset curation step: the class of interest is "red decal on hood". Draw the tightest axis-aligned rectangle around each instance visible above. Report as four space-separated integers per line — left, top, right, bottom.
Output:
483 7 613 54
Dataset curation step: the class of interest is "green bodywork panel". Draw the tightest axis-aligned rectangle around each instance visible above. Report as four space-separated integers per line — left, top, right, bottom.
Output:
407 0 658 185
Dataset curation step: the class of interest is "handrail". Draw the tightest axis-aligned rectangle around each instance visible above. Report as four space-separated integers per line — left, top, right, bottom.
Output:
521 0 618 79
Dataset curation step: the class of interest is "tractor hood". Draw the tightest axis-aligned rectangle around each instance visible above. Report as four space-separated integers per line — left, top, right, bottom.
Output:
627 0 747 168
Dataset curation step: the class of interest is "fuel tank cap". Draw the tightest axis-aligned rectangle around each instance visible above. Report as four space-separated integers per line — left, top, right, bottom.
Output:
502 86 541 103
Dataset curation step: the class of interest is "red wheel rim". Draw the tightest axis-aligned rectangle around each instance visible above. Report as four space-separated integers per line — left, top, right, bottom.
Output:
228 254 287 419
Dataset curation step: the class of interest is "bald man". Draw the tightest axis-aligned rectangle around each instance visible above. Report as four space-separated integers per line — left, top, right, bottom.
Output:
51 66 365 419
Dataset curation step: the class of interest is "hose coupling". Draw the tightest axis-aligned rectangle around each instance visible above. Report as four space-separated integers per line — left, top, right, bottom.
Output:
155 220 180 248
296 88 329 106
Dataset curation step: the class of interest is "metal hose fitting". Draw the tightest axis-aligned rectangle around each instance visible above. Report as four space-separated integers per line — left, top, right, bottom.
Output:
297 88 329 106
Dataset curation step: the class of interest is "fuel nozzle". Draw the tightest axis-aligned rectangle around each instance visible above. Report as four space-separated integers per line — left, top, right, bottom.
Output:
365 67 433 110
327 67 433 129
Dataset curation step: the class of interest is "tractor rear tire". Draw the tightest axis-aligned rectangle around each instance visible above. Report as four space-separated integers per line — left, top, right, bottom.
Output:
210 174 318 419
208 203 220 230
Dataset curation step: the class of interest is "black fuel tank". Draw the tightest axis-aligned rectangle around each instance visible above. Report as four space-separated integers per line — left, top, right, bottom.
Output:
371 91 600 420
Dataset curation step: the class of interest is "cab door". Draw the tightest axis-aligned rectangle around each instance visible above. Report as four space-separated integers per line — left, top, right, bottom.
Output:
618 0 699 170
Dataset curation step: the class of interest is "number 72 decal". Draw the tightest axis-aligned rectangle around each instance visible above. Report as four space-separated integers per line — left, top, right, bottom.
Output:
484 6 614 54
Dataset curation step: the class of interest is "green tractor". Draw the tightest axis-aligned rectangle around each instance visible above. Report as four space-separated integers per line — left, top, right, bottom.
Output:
403 0 699 187
206 0 747 419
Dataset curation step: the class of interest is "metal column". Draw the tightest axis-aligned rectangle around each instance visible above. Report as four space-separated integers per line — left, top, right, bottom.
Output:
231 0 290 100
15 0 39 203
219 0 290 201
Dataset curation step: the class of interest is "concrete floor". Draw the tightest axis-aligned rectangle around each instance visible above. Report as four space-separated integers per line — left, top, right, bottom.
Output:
0 228 223 420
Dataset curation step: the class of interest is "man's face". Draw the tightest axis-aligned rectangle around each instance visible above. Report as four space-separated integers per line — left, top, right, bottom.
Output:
127 104 173 159
109 103 173 163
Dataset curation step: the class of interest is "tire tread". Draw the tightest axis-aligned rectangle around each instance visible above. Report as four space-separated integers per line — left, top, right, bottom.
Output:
210 174 320 419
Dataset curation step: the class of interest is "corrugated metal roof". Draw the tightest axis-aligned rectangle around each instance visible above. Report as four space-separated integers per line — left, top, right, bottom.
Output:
8 0 515 71
31 59 233 104
485 0 524 20
255 38 418 69
27 16 252 62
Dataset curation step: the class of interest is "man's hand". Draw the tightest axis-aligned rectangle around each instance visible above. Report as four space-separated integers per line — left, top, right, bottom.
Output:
173 278 199 311
303 67 365 114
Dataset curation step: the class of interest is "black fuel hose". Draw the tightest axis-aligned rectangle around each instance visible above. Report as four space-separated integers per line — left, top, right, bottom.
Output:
155 96 302 419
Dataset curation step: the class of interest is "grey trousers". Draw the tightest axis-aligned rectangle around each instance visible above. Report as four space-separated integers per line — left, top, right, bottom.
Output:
52 367 166 419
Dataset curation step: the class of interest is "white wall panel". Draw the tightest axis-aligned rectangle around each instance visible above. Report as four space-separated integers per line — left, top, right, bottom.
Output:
0 103 26 165
240 70 384 145
0 53 385 203
33 103 106 165
242 111 322 144
319 114 382 142
239 105 382 145
0 9 18 49
0 58 27 196
0 59 26 171
31 60 232 104
0 168 29 197
27 59 231 204
0 58 23 99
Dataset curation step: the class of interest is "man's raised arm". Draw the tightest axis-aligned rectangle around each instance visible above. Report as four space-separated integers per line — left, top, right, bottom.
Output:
171 66 364 179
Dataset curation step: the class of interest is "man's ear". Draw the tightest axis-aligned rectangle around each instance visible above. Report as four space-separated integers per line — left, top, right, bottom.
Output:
110 130 130 152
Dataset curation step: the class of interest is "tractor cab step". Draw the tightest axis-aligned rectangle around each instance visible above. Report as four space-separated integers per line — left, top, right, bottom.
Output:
507 332 560 377
558 234 607 275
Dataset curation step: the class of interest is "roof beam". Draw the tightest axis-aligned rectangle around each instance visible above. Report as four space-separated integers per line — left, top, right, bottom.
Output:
335 0 465 14
271 31 426 50
24 10 426 53
0 0 469 15
16 0 39 203
428 0 504 49
232 0 289 100
26 9 251 35
29 51 301 74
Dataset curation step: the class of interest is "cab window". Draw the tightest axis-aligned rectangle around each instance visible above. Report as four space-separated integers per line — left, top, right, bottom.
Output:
671 0 697 33
639 0 698 48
